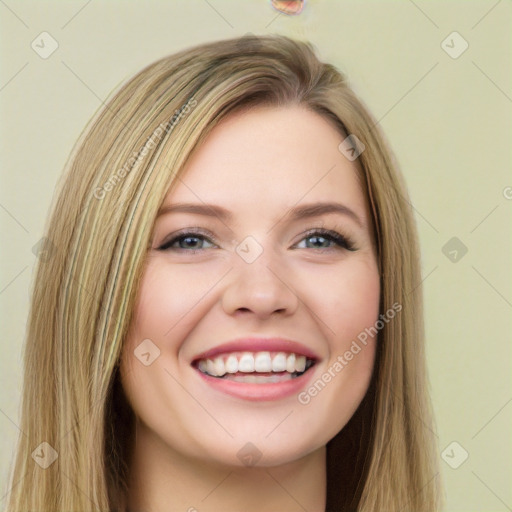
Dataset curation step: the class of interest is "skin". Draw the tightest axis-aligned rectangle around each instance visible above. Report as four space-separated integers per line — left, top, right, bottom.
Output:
120 104 380 512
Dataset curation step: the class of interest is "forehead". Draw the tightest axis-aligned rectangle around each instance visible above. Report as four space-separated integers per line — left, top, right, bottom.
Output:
164 105 368 222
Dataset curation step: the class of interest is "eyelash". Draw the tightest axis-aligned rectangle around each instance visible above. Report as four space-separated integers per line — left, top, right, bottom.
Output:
157 228 357 253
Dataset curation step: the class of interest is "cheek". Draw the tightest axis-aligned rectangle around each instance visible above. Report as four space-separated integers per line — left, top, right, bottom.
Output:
128 259 216 345
119 261 203 438
293 260 380 436
309 258 381 346
120 257 227 396
120 262 186 383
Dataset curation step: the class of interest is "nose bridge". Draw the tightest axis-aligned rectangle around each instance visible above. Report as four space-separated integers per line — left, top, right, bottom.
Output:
221 234 298 316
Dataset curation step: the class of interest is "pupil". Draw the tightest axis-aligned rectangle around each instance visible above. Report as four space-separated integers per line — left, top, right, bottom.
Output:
309 236 326 248
183 237 199 249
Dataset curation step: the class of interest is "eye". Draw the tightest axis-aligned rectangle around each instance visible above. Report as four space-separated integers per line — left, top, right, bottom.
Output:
295 229 356 251
157 229 216 252
157 228 357 253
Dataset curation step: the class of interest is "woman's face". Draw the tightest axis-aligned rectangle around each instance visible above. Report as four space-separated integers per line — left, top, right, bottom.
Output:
120 104 380 468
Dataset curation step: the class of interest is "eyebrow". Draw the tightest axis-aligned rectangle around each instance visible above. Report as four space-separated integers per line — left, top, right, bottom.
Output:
156 201 365 228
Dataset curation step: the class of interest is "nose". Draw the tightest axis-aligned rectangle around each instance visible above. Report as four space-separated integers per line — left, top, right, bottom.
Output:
221 244 299 319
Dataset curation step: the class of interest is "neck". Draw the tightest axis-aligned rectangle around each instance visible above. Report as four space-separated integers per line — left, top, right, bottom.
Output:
127 420 327 512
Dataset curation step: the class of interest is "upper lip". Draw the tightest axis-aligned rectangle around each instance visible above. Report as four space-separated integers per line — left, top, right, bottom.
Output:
192 337 321 363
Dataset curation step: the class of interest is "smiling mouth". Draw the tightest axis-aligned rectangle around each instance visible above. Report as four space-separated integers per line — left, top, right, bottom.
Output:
192 351 316 383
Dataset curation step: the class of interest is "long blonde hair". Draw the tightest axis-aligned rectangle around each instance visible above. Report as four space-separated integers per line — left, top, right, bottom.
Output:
5 34 443 511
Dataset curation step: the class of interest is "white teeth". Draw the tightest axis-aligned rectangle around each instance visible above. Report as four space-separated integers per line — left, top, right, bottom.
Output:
206 359 216 376
271 352 287 372
254 352 272 372
295 355 306 373
286 353 296 373
213 356 226 376
238 353 255 373
196 351 314 378
225 355 238 373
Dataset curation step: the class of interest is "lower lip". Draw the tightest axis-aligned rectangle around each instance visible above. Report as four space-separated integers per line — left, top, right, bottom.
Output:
194 367 317 401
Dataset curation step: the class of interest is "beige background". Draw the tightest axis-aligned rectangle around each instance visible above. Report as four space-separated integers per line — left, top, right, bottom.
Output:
1 1 510 510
